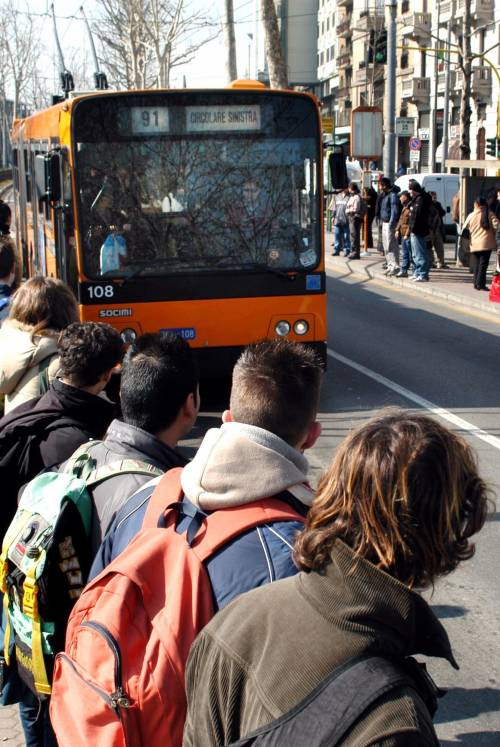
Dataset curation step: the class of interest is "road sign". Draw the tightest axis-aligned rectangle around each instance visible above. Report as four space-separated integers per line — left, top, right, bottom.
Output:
322 116 334 134
418 128 430 141
410 150 421 162
395 117 415 137
350 106 383 160
409 137 421 151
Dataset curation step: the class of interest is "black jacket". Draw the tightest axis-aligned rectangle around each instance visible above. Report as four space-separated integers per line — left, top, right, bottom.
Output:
409 191 432 237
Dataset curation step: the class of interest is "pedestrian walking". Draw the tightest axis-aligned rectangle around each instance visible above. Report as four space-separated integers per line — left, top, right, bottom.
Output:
329 189 351 256
395 190 412 277
345 182 365 259
183 410 488 747
408 180 432 282
0 277 79 413
379 177 401 275
462 196 499 291
0 235 16 323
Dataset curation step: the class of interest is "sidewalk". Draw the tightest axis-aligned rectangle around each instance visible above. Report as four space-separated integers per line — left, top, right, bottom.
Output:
325 231 500 319
0 703 24 745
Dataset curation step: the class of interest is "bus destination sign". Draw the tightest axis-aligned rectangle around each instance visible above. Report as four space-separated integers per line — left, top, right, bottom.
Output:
130 107 170 134
186 105 261 133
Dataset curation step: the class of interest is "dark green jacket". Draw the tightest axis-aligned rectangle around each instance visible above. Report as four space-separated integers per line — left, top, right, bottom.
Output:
184 540 457 747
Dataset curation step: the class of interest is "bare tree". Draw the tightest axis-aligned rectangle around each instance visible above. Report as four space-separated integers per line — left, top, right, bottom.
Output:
93 0 218 90
224 0 238 83
260 0 288 88
0 0 39 115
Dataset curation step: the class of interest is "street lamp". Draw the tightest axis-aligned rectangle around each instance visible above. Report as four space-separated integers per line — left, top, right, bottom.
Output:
247 33 253 79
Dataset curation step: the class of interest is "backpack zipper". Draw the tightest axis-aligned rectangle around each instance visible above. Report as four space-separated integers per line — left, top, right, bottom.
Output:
80 621 133 712
57 653 126 721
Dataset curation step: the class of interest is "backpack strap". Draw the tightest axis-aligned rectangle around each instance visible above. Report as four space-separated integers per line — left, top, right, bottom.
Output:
232 655 435 747
38 356 53 395
143 468 184 529
64 441 163 485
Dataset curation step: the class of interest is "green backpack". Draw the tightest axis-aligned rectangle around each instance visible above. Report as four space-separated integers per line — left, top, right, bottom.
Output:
0 442 162 697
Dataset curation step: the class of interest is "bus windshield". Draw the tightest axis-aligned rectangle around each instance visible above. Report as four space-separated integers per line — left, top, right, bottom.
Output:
73 92 320 279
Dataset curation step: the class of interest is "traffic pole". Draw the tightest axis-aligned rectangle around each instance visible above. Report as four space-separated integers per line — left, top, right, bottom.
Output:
383 0 397 181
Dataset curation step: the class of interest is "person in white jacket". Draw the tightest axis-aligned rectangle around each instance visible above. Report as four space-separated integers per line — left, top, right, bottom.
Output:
0 277 79 413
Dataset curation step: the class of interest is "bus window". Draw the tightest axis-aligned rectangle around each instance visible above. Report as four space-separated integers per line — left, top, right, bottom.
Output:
72 93 321 279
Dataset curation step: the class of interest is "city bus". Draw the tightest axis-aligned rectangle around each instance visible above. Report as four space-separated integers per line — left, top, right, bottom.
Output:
11 81 326 374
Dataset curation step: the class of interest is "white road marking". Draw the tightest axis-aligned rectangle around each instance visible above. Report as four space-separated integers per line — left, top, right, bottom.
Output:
328 349 500 451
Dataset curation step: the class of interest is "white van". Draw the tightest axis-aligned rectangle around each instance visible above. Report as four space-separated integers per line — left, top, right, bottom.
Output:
394 173 459 234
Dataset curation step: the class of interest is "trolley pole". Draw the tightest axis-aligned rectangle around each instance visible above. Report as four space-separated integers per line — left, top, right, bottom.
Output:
383 0 397 181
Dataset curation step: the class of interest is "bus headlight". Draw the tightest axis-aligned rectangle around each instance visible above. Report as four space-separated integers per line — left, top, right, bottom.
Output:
275 320 290 337
121 328 137 344
293 320 309 336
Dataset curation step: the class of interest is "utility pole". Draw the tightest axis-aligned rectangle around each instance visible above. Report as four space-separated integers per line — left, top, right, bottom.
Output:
224 0 238 83
459 2 472 171
442 19 452 173
430 3 441 172
383 0 397 181
260 0 288 88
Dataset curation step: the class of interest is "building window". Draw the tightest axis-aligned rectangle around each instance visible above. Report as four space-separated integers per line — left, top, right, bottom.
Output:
401 0 409 12
400 52 409 69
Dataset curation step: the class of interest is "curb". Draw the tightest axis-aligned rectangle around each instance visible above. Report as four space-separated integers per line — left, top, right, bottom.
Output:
326 255 500 319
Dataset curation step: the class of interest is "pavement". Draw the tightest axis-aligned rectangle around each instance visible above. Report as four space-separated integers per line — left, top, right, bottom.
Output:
325 230 500 319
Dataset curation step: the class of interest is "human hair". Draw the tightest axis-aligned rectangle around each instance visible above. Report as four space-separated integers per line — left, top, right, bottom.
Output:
0 241 15 278
474 196 490 230
379 177 391 189
58 322 124 387
348 181 360 193
0 200 11 233
9 277 79 336
229 339 323 446
120 332 199 434
399 190 410 201
408 179 422 193
294 409 489 589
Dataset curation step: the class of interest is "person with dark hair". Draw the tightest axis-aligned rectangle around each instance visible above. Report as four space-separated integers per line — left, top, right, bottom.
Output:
329 188 351 256
90 339 323 607
0 321 123 492
408 179 432 282
345 182 365 259
395 190 412 277
0 277 79 412
379 176 401 275
184 410 489 747
0 239 15 322
462 196 499 290
361 185 377 249
62 331 199 556
428 191 448 269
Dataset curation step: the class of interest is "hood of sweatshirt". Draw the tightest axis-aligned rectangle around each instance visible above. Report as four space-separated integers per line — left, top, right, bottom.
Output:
181 421 314 511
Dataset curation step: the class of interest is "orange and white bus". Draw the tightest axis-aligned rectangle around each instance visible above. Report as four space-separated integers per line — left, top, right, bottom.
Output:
11 82 326 373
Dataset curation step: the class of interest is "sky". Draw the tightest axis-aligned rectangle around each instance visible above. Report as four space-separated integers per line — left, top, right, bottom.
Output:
23 0 264 93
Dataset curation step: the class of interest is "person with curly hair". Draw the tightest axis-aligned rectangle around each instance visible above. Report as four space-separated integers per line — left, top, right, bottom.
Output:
184 410 489 747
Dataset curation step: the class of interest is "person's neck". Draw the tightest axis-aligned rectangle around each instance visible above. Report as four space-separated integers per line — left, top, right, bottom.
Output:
153 425 180 450
60 377 104 397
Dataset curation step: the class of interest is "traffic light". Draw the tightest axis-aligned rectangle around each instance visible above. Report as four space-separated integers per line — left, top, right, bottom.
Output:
486 137 500 157
374 30 387 64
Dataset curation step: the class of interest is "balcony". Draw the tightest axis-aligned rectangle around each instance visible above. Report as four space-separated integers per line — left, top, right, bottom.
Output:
401 13 431 41
401 77 431 103
335 109 352 128
437 70 457 92
455 67 492 98
355 12 384 32
438 0 453 24
456 0 494 24
336 15 352 37
355 65 373 85
337 50 353 69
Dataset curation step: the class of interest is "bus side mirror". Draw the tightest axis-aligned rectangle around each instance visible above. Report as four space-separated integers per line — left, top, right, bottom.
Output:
34 153 61 203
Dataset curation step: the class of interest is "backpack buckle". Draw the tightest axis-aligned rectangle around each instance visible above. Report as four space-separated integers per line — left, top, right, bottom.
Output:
0 554 8 594
22 578 39 620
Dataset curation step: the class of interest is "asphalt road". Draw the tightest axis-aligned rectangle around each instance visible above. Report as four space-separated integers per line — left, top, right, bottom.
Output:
186 270 500 745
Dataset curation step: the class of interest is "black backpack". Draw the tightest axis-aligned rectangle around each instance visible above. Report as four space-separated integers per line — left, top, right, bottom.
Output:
229 655 442 746
0 407 81 539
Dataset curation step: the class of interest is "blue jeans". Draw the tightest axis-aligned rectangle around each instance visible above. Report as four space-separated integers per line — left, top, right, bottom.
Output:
333 224 350 254
401 237 412 273
410 234 429 279
19 692 57 747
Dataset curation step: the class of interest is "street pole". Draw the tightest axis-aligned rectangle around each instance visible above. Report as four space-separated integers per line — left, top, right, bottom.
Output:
383 0 397 181
224 0 238 83
430 3 441 172
442 19 452 174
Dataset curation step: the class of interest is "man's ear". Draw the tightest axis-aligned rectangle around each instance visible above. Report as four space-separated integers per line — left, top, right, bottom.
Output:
183 391 199 421
222 410 233 423
301 421 322 451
